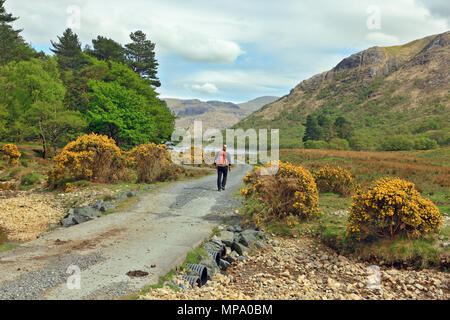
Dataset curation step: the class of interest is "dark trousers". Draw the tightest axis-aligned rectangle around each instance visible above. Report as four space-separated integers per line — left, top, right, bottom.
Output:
217 166 228 190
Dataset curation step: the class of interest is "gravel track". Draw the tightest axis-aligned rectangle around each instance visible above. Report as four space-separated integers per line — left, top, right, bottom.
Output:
0 164 250 300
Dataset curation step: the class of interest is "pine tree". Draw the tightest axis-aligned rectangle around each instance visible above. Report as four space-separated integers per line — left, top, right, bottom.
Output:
317 114 332 141
303 115 322 142
0 0 16 23
51 28 85 70
125 30 160 87
88 36 126 63
334 116 353 140
0 0 34 65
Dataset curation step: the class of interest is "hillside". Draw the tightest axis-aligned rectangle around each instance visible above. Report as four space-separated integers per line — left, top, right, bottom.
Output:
235 31 450 149
164 96 279 131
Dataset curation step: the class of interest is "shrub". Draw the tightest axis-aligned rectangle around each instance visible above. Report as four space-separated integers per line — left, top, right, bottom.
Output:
313 165 356 196
347 177 442 240
1 144 21 165
328 138 350 150
380 136 414 151
241 161 320 222
304 140 329 149
47 133 127 188
174 147 215 167
127 143 181 183
413 137 438 150
348 136 372 151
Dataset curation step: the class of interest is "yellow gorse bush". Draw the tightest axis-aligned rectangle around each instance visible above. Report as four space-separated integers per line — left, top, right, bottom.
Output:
47 133 126 187
241 161 320 220
1 144 21 165
128 143 181 183
347 177 442 239
174 147 215 167
313 165 356 196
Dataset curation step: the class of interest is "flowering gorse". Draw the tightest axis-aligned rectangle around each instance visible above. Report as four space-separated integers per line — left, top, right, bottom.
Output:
241 161 320 223
1 144 21 166
313 165 356 196
347 177 442 239
128 143 181 183
47 133 126 187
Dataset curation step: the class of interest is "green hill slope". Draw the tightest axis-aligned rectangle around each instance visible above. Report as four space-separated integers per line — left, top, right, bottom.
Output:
235 31 450 150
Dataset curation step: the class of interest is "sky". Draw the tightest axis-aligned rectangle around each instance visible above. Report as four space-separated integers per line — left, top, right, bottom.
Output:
5 0 449 103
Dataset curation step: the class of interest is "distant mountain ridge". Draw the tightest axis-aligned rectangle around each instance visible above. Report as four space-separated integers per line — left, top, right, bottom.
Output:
164 96 279 131
235 31 450 149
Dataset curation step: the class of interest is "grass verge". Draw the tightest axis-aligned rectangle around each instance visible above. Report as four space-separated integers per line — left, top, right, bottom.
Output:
241 192 449 270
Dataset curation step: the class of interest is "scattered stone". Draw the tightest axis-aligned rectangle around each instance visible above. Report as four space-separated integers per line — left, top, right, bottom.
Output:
219 231 235 247
62 207 102 227
227 251 240 263
142 235 450 301
92 200 116 212
238 229 258 247
226 226 236 232
127 191 139 198
254 241 265 249
219 259 231 270
126 270 149 277
231 241 248 256
204 240 225 256
199 254 219 280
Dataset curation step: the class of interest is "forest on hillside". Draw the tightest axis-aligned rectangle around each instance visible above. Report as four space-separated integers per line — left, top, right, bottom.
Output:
0 0 175 157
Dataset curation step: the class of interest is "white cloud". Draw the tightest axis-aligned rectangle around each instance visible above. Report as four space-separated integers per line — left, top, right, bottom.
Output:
190 70 297 92
191 83 219 94
153 25 245 63
4 0 449 101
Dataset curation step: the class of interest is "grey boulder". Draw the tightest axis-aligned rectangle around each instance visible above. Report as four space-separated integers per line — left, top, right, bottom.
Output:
91 200 115 212
231 241 248 256
204 240 225 257
198 254 219 280
62 207 102 227
219 231 235 247
219 259 231 270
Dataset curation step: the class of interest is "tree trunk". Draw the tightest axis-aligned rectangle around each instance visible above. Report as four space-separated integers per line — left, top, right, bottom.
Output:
39 121 47 159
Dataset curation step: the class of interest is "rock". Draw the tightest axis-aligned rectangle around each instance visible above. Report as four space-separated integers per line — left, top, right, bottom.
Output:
220 259 231 270
238 230 259 247
72 207 102 223
142 185 154 191
204 240 225 256
178 283 188 291
127 191 139 198
226 226 236 232
62 206 102 227
219 231 235 247
238 256 248 261
254 241 265 249
61 214 76 227
199 255 219 280
415 283 426 291
227 251 240 263
91 200 115 212
116 193 127 201
232 241 248 256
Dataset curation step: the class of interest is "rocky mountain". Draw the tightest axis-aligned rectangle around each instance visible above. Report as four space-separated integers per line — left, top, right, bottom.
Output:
164 96 279 131
236 31 450 149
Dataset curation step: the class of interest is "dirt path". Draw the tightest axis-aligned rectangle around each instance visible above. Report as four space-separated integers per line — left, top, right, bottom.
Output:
0 164 250 300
